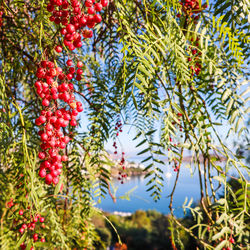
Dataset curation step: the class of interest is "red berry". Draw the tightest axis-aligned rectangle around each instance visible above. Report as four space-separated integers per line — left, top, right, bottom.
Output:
66 59 73 66
51 169 58 177
39 169 46 178
70 119 77 126
39 115 47 124
55 0 62 6
41 133 48 141
41 61 47 68
67 73 73 80
19 210 24 216
76 105 83 112
20 243 26 250
55 45 63 53
33 233 38 241
52 177 59 185
46 123 53 131
62 136 70 144
69 67 75 74
85 0 93 7
76 68 83 75
42 99 50 106
88 7 95 15
94 14 102 23
38 151 46 159
47 4 54 12
101 0 108 7
62 155 68 161
45 174 53 184
40 217 45 223
95 3 103 12
66 24 75 34
77 61 83 68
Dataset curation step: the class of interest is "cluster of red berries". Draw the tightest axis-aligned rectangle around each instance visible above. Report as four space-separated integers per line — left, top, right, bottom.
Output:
17 209 46 249
7 198 14 208
188 36 202 76
176 1 208 76
35 60 83 185
172 159 180 172
179 0 207 16
65 59 84 81
118 151 127 184
47 0 108 51
221 236 235 250
113 120 123 154
112 120 127 183
0 11 3 27
6 199 46 249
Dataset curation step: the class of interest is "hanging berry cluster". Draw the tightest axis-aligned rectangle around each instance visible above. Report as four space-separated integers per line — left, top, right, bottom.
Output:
7 198 14 208
177 0 208 76
113 120 123 155
112 119 127 184
47 0 108 50
118 151 127 184
188 36 202 76
35 61 81 185
35 0 108 185
11 207 46 249
179 0 207 17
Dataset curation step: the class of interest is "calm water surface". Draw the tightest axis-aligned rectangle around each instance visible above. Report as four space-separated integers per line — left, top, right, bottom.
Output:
95 161 211 217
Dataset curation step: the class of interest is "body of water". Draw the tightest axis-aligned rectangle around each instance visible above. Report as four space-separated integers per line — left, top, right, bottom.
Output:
95 158 216 217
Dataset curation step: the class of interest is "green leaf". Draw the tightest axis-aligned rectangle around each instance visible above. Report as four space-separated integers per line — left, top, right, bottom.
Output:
138 147 150 155
212 227 230 241
54 177 63 196
214 240 227 250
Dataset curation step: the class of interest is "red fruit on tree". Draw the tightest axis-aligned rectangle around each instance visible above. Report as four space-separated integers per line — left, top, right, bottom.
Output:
94 14 102 23
101 0 108 7
95 3 103 12
77 61 83 68
42 99 50 106
85 0 93 7
88 7 95 15
45 174 53 184
55 45 63 53
66 24 75 34
39 169 46 178
38 152 46 159
40 217 45 223
52 177 59 185
66 59 73 66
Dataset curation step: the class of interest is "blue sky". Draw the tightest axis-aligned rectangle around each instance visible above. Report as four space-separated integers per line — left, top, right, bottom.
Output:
76 106 244 159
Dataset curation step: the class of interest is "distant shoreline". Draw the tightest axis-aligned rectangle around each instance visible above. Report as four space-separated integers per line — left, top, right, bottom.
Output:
109 153 226 178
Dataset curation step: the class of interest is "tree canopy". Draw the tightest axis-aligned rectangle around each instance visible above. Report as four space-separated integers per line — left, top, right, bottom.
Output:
0 0 249 249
